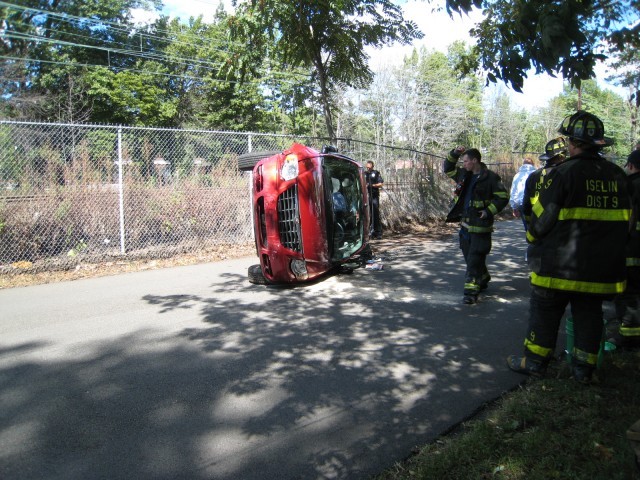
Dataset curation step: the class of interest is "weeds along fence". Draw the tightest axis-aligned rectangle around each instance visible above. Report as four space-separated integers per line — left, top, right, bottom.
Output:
0 121 511 269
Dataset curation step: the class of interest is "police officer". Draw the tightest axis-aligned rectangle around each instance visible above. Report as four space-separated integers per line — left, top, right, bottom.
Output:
444 146 509 304
508 111 631 383
365 161 384 239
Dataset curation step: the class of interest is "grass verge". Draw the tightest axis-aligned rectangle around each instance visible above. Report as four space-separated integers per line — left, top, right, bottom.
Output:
375 349 640 480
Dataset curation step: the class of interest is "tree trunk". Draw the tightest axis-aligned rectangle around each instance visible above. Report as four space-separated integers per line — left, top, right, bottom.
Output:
313 56 336 143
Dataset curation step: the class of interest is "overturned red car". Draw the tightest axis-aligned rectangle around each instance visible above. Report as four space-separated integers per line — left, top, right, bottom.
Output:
238 143 371 284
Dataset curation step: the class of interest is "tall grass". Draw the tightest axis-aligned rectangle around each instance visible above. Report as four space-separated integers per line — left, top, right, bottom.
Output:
376 350 640 480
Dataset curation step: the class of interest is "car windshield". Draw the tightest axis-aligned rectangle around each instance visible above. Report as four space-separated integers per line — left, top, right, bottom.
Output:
323 156 365 261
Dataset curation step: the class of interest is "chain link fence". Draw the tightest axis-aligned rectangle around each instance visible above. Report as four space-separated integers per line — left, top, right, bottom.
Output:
0 120 512 270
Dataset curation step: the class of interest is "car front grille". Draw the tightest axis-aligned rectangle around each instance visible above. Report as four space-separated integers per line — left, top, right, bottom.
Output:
277 185 302 253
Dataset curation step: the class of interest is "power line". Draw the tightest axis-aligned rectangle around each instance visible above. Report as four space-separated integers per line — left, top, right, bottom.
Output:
0 54 316 90
0 2 315 82
1 30 313 84
2 31 228 73
0 1 246 54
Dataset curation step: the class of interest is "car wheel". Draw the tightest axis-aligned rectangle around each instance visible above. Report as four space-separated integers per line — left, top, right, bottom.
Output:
238 151 281 171
248 264 268 285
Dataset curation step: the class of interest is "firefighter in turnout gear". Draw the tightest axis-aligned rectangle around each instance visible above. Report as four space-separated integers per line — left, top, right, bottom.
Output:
609 149 640 348
521 137 568 228
444 146 509 304
508 111 631 383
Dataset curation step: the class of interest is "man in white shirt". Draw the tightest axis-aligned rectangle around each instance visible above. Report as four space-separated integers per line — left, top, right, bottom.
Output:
509 157 536 229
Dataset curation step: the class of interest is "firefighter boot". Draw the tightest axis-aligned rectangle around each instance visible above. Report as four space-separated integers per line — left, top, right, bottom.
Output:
572 363 594 384
463 279 480 305
506 355 546 378
610 309 640 349
462 294 477 305
620 314 640 349
479 272 491 292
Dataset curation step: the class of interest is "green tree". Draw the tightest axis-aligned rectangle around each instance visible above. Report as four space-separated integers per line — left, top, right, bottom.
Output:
0 0 162 121
262 71 321 135
555 80 630 156
607 47 640 148
482 89 539 162
398 44 483 152
159 12 271 131
339 42 484 157
84 63 178 126
229 0 423 142
444 0 640 92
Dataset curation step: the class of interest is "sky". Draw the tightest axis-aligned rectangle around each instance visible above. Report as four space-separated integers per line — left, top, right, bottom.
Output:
145 0 628 111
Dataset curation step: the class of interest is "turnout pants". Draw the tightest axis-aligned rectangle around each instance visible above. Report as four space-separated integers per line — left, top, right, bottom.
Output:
616 266 640 344
459 228 491 296
524 286 604 368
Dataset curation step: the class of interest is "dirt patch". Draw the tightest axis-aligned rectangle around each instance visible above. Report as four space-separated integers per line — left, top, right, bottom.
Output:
0 223 458 289
371 222 458 248
0 244 256 289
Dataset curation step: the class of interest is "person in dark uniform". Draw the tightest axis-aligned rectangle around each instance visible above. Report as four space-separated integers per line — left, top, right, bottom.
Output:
365 161 384 239
508 111 631 383
443 146 509 304
521 137 568 229
609 149 640 349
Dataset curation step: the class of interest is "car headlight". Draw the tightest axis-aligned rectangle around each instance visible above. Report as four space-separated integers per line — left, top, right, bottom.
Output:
281 154 299 181
290 258 308 280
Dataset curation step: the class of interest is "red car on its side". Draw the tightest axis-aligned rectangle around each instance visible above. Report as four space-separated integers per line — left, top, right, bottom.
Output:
238 143 371 285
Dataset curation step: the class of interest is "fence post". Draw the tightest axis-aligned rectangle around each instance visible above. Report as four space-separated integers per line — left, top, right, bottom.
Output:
248 134 252 153
117 127 126 254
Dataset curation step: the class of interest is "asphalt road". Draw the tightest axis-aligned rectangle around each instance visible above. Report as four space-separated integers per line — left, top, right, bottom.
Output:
0 219 552 480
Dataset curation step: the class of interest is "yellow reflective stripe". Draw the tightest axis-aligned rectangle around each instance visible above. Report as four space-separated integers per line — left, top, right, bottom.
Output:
446 170 457 178
573 348 598 366
626 258 640 267
461 222 493 233
532 200 544 217
495 192 509 198
531 272 626 294
466 226 493 233
526 230 536 242
487 204 498 215
557 207 630 221
620 325 640 337
471 199 497 209
636 223 640 231
524 338 553 358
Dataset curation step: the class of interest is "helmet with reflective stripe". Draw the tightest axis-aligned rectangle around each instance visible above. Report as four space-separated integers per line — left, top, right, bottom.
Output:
539 137 568 162
557 110 613 146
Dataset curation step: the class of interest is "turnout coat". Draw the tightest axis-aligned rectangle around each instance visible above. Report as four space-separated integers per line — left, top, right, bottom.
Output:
443 149 509 233
526 152 631 295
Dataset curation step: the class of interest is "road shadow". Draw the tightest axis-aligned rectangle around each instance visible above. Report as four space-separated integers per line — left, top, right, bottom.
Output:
0 220 541 480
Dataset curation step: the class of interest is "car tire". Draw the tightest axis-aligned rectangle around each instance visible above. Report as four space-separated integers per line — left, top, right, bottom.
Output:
248 264 268 285
238 151 281 171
